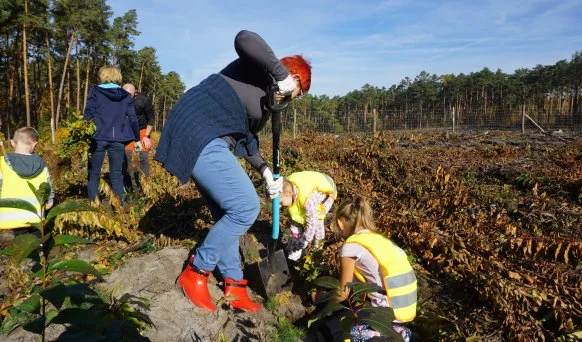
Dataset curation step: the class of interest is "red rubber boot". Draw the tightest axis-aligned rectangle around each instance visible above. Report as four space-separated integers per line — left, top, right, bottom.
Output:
224 278 262 312
177 258 216 311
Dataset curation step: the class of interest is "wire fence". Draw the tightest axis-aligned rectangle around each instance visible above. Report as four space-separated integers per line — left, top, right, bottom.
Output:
260 107 582 137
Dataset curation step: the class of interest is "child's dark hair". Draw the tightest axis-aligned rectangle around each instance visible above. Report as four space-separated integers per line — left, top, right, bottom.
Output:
333 195 378 236
13 127 39 145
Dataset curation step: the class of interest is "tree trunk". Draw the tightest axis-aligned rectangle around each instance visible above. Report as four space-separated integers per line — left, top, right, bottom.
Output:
33 58 40 122
162 96 167 128
484 87 488 120
138 61 145 92
571 88 575 125
7 64 16 137
549 92 553 125
66 70 71 119
55 28 77 128
151 92 157 131
45 34 56 144
363 102 368 125
22 0 31 127
573 84 580 123
76 41 80 114
83 45 91 113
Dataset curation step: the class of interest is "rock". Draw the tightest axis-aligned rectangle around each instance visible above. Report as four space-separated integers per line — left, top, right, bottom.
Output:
0 230 15 249
76 245 99 263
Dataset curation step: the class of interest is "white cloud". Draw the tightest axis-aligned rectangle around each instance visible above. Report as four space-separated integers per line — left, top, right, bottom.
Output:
109 0 582 96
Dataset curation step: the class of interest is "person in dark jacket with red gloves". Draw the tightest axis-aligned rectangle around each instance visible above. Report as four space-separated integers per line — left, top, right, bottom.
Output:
155 30 311 312
83 65 140 203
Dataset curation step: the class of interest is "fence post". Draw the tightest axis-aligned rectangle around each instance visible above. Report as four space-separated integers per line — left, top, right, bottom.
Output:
373 108 377 133
293 108 297 139
522 104 525 133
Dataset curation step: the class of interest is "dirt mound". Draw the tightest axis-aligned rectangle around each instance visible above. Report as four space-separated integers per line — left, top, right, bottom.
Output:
100 247 278 341
4 247 284 341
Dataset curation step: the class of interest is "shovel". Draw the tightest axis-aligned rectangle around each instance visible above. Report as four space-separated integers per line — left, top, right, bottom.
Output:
257 85 292 297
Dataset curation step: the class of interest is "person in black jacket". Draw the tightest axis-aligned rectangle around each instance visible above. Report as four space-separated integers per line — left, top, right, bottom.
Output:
83 66 140 202
155 30 311 313
122 83 155 190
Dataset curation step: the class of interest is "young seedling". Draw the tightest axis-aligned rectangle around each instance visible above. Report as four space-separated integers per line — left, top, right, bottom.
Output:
310 276 404 341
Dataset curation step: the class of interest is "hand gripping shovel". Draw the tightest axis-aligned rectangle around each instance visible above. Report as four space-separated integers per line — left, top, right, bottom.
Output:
257 85 293 297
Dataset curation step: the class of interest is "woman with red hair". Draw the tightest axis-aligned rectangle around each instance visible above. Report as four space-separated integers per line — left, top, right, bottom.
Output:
156 30 311 313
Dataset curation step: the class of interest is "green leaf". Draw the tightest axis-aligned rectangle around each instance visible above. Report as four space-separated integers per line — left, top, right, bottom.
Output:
358 309 402 341
307 317 319 328
0 311 31 335
57 331 103 342
117 293 150 311
314 291 341 304
125 310 154 327
104 320 142 341
0 198 38 215
314 276 340 289
34 260 58 278
15 294 41 314
45 201 96 223
28 182 51 207
51 308 100 326
112 251 124 260
54 234 91 246
22 316 45 334
45 309 59 326
30 222 43 232
65 283 99 298
315 302 348 320
352 290 366 303
356 306 395 322
350 283 384 302
40 282 67 309
340 315 355 339
48 259 104 281
41 232 52 244
8 234 41 264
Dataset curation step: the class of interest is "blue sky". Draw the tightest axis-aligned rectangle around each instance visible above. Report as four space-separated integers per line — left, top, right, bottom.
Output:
109 0 582 97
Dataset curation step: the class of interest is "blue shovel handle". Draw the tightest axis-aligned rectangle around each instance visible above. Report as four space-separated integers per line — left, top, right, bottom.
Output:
271 174 280 240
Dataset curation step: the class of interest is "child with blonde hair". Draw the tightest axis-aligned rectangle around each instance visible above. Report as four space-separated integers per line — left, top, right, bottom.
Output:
279 171 337 261
309 196 416 341
0 127 54 229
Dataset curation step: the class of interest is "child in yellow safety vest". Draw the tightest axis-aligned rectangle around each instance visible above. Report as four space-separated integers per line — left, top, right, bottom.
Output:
280 171 337 261
308 196 416 342
0 127 54 229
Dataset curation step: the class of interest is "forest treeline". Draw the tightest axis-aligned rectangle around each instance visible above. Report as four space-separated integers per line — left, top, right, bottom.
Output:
0 0 185 140
1 0 581 138
285 51 582 132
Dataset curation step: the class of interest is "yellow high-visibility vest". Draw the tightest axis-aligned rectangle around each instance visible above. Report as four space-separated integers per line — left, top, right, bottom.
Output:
0 157 47 229
345 232 417 322
286 171 337 225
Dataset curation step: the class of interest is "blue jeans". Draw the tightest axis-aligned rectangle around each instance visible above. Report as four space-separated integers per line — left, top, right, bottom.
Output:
192 138 260 280
123 150 150 190
87 140 126 201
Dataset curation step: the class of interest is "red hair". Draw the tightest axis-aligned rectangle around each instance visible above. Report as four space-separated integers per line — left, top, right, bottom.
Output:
281 55 312 93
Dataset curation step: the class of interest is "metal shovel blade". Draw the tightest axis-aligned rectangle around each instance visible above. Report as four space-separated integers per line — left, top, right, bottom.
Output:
258 249 291 297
